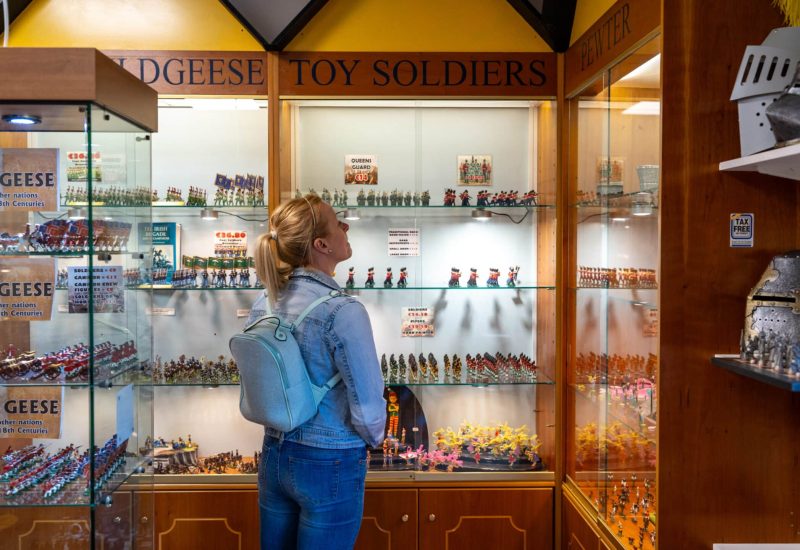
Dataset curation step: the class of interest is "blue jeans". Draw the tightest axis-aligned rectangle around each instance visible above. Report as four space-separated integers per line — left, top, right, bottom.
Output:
259 435 367 550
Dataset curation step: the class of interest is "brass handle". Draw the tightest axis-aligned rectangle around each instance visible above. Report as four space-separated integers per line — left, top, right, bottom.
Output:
428 514 436 522
401 514 409 523
140 516 149 524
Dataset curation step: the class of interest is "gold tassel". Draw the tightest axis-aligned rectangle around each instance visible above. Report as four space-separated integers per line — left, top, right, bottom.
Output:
773 0 800 26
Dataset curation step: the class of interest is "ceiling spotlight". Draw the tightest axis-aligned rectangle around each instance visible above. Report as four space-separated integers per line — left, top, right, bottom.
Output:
200 209 219 221
68 208 88 220
472 209 493 221
344 208 361 221
2 114 41 126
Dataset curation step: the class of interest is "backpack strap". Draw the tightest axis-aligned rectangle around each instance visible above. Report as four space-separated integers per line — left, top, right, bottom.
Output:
292 290 343 329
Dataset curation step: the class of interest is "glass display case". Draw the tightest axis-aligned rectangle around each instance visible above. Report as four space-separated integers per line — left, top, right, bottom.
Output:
279 98 558 479
0 48 156 547
147 97 269 478
566 36 661 548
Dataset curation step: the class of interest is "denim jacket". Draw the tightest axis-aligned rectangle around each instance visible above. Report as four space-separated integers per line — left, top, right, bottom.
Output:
246 267 386 449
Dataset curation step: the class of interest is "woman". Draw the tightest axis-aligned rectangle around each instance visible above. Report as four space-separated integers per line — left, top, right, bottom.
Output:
248 194 386 550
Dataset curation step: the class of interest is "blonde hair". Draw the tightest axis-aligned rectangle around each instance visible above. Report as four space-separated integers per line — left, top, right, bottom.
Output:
256 194 328 306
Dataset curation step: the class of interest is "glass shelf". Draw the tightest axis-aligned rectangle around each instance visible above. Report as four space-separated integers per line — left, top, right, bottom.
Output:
143 379 553 387
344 285 555 291
711 354 800 392
339 204 553 209
61 203 266 210
0 454 149 508
0 251 93 258
572 383 657 443
0 362 148 388
570 190 659 209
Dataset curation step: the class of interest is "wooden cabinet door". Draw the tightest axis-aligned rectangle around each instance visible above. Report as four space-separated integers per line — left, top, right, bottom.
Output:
153 490 259 550
420 488 554 550
562 496 599 550
355 489 418 550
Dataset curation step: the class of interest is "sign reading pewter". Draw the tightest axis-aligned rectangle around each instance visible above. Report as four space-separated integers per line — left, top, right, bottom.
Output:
0 148 58 212
388 228 420 257
0 386 63 438
0 258 55 321
67 266 124 314
401 307 434 337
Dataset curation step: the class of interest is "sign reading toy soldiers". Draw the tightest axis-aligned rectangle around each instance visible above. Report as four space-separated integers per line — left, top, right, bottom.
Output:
401 307 434 337
67 265 124 313
0 149 58 212
0 386 63 438
345 154 378 185
0 258 55 321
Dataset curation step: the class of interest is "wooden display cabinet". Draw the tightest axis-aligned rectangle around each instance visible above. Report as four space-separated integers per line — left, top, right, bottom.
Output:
564 9 661 550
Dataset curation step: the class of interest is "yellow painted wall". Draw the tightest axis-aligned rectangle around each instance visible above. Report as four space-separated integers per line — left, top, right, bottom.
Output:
6 0 263 50
570 0 617 45
287 0 550 52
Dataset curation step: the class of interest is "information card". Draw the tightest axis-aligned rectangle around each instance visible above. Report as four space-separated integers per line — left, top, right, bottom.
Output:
388 228 420 257
0 148 58 212
401 307 434 337
0 257 55 321
0 386 63 439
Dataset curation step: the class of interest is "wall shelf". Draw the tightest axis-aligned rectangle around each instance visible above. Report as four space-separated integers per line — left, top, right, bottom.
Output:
711 354 800 391
719 142 800 180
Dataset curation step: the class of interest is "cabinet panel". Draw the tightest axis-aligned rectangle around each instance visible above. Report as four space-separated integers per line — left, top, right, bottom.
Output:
562 495 599 550
420 488 553 550
356 488 418 550
153 490 258 550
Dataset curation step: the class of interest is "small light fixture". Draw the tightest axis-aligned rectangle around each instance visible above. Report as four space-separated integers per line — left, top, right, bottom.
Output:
200 208 219 221
631 192 654 216
2 114 41 126
472 209 492 221
344 208 360 221
68 207 88 220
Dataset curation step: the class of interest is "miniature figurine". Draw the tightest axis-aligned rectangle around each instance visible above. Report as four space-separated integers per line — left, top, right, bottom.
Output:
404 191 412 206
365 267 375 288
448 267 461 287
346 267 355 289
459 190 471 206
383 267 393 288
357 189 366 206
367 190 376 206
387 391 400 438
397 267 408 288
467 268 478 287
487 268 500 287
381 354 388 381
421 191 431 206
506 266 520 287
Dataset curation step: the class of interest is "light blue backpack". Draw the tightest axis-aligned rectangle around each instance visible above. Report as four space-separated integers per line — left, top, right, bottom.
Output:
229 290 343 432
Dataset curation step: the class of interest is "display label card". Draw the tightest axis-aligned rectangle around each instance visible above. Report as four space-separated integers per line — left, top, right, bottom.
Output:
100 153 127 185
213 230 247 257
388 228 420 257
0 257 55 321
458 155 493 186
116 384 135 445
66 150 102 183
236 309 251 318
0 148 58 212
0 386 63 439
344 154 378 185
401 307 434 337
67 265 124 313
146 307 175 316
643 308 659 337
139 222 181 283
730 213 754 248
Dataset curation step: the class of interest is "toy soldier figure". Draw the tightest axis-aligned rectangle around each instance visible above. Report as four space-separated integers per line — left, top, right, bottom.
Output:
383 267 393 288
341 189 349 206
365 267 375 288
397 267 408 288
459 189 471 206
346 267 355 289
333 189 340 206
357 189 366 206
448 267 461 287
413 192 420 206
404 191 412 206
321 188 331 203
506 266 520 287
467 267 478 287
381 191 389 206
367 190 376 206
487 268 500 287
381 354 388 381
421 190 430 206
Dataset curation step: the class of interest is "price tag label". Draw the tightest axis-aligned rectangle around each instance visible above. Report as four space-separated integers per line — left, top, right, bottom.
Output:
146 307 175 316
388 228 420 257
